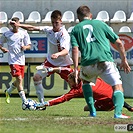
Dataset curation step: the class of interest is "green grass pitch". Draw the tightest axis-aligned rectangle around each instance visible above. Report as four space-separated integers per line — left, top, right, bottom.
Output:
0 97 132 133
0 65 133 133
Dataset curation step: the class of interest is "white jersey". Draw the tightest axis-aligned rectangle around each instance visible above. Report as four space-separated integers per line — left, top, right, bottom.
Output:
40 26 73 66
0 29 31 65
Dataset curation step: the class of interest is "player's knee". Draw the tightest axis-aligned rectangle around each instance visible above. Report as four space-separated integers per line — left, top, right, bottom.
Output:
33 74 42 83
33 74 42 86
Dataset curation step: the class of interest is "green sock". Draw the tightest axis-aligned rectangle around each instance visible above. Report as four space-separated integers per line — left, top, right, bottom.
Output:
113 90 124 116
82 84 96 114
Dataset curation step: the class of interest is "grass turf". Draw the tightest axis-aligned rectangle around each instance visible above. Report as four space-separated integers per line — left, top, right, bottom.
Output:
0 97 132 133
0 65 133 132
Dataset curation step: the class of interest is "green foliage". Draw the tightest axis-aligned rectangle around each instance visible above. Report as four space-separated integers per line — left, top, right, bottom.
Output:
0 97 132 133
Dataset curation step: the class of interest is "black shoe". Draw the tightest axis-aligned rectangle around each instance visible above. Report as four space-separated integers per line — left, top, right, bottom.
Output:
127 107 133 112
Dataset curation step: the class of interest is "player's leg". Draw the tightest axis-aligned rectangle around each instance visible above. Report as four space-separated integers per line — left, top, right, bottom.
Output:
100 62 130 118
5 65 17 103
84 100 133 112
36 64 58 73
33 72 46 104
39 66 73 105
36 65 73 81
15 65 27 103
82 83 96 117
112 87 124 117
35 66 68 109
5 65 27 103
80 65 100 117
16 75 27 102
5 82 16 104
6 82 16 93
34 61 66 107
33 60 51 104
124 101 133 112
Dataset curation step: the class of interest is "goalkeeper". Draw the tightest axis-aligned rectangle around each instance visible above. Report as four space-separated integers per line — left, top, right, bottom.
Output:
36 67 133 112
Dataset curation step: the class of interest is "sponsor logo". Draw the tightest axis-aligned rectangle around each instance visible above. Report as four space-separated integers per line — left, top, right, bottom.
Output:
111 34 133 52
110 34 133 64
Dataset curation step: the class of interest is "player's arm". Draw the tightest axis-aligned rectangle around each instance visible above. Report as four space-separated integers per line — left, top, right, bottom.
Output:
51 31 71 59
36 91 75 108
72 46 79 84
0 35 8 53
72 46 79 70
51 48 68 59
0 45 8 53
114 38 131 73
48 93 74 106
21 32 32 51
70 29 79 84
21 44 31 51
10 21 40 31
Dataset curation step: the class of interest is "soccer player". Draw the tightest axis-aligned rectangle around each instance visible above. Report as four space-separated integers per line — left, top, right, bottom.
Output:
35 67 133 113
11 10 73 106
0 17 31 104
70 6 131 118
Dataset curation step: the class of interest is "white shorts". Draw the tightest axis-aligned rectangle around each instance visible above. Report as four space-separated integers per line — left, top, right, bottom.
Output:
80 62 122 86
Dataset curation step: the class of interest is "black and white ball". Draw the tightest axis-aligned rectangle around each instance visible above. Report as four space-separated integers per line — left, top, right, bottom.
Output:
22 99 36 110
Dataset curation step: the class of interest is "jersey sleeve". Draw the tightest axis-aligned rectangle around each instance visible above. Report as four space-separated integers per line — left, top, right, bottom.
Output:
39 26 52 33
103 22 119 43
70 28 79 48
23 32 31 46
58 29 71 51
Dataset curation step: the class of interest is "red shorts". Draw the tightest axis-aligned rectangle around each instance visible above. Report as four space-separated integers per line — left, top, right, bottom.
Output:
10 64 25 78
44 59 73 82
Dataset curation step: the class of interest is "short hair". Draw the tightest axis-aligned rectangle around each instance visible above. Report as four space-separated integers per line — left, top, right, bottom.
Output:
77 5 91 17
68 71 81 84
51 10 62 20
11 17 19 22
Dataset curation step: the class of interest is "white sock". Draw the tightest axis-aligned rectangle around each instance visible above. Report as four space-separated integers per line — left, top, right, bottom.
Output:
34 81 44 103
7 83 16 94
18 90 27 102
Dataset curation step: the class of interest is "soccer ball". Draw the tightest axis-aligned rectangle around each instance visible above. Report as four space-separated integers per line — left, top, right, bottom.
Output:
22 99 36 111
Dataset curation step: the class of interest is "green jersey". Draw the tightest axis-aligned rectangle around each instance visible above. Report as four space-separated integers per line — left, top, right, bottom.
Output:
71 19 118 66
